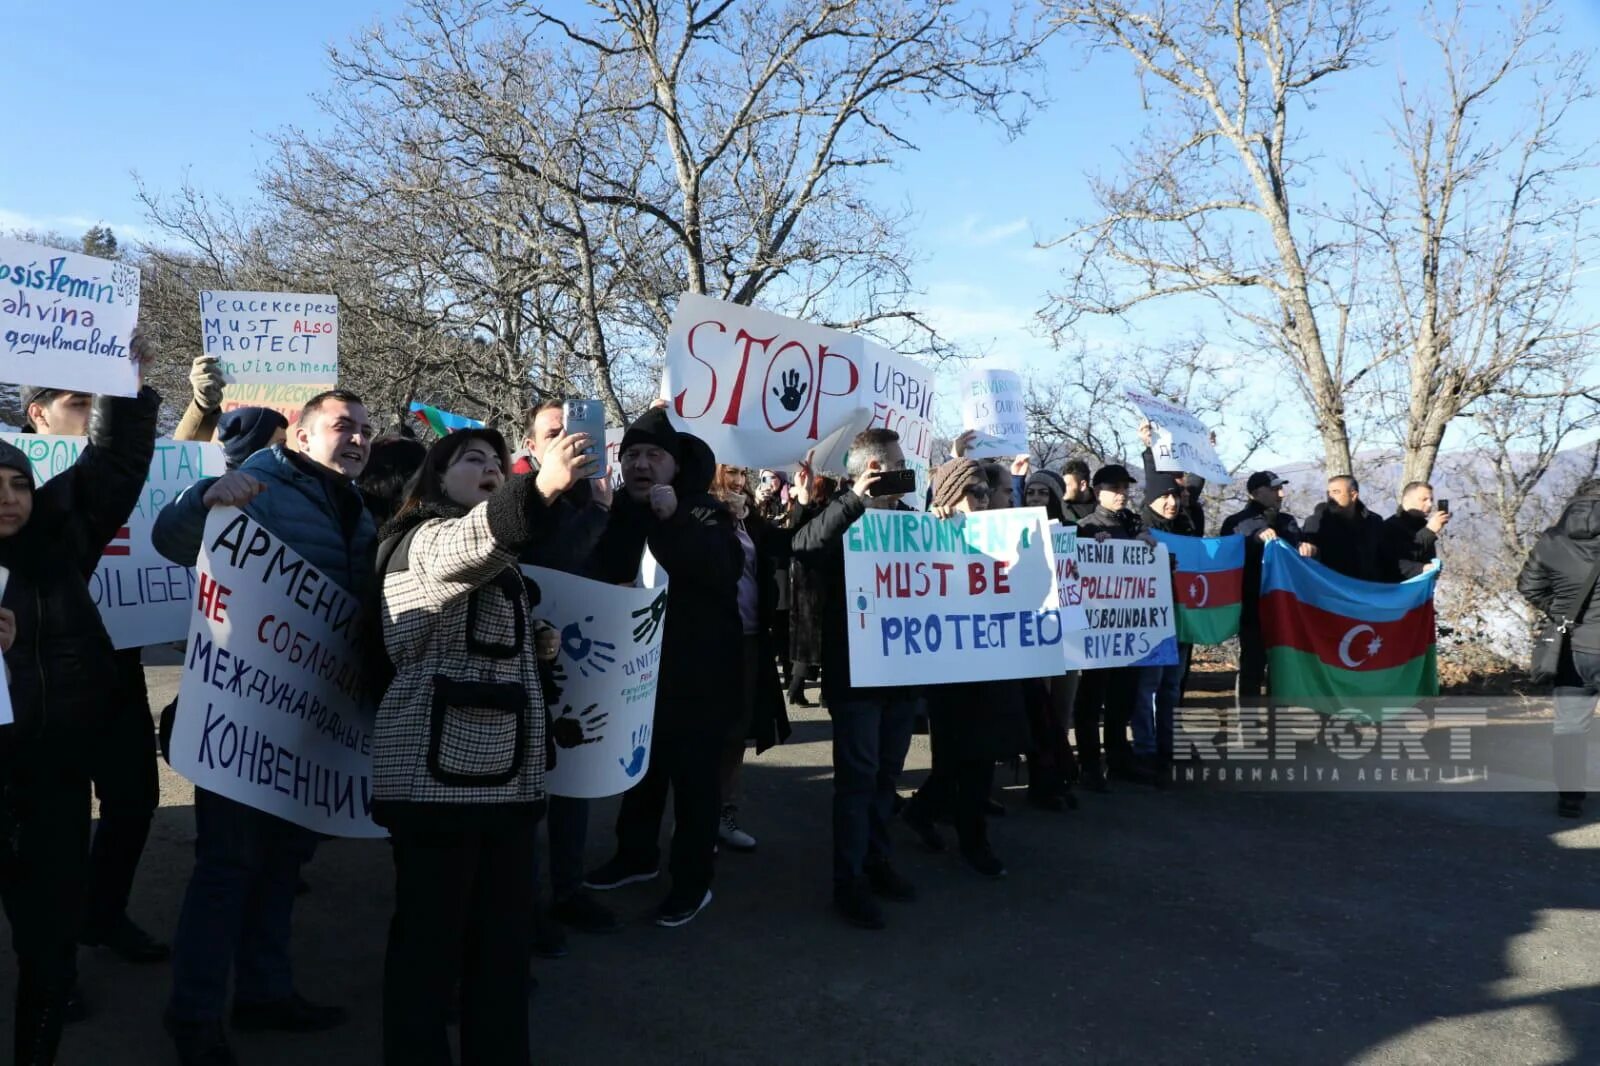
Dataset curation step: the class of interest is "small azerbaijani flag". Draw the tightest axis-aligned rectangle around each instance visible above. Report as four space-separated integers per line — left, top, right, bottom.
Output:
1260 540 1440 718
409 402 486 437
1149 531 1244 645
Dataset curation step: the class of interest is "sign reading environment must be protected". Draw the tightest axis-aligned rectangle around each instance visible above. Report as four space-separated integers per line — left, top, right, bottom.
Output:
200 290 339 385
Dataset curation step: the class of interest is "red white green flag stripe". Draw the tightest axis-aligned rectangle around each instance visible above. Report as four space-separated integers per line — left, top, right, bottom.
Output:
1260 540 1440 717
1149 531 1245 645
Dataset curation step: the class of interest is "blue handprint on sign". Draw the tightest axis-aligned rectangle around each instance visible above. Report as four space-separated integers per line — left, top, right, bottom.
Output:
561 616 617 679
618 723 651 778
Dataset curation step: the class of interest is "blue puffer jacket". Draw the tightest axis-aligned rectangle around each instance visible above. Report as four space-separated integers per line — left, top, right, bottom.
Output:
153 445 377 595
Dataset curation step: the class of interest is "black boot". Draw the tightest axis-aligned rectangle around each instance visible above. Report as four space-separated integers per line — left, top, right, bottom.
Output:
1554 733 1588 819
15 972 66 1066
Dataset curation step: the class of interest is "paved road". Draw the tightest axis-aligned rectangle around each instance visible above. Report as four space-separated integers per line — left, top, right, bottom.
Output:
9 664 1600 1064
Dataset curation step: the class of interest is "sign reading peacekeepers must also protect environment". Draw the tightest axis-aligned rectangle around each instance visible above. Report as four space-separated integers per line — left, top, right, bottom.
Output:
0 433 226 649
1058 525 1179 670
200 290 340 385
521 566 668 799
843 507 1063 686
170 508 382 838
0 236 142 397
661 294 935 507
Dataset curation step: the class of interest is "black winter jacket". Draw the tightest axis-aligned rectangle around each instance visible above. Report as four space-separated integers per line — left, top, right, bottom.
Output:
1382 510 1439 580
0 389 159 766
589 435 742 727
1075 505 1145 540
1062 498 1097 524
790 490 916 703
1519 494 1600 653
1220 501 1305 623
1142 447 1206 534
1303 501 1399 583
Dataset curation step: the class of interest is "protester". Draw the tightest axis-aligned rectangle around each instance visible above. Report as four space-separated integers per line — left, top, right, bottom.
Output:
754 470 795 688
173 355 228 443
1060 459 1096 523
1384 481 1449 579
786 474 835 708
791 428 922 930
1134 471 1195 780
1220 472 1317 711
1517 479 1600 820
357 435 428 528
1304 476 1397 583
1072 465 1153 786
213 407 289 472
517 402 621 948
155 389 378 1066
0 335 158 1062
902 459 1029 877
371 426 591 1065
18 354 205 982
710 465 791 853
1022 468 1068 523
583 409 742 928
1139 421 1210 534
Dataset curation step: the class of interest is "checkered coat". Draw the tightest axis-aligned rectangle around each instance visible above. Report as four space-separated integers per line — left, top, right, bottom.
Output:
373 503 547 813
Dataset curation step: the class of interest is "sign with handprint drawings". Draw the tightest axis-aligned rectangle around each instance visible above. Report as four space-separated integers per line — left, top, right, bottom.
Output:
522 564 669 798
661 294 934 480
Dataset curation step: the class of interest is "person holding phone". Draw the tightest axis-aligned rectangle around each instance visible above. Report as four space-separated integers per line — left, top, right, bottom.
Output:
1384 481 1450 580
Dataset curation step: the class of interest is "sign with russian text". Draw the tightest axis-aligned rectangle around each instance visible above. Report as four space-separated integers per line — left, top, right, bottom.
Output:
0 237 141 397
959 367 1028 459
843 507 1063 686
200 290 339 385
170 508 380 837
220 382 333 428
661 294 934 484
1125 388 1229 484
0 433 226 648
521 566 667 798
1060 529 1179 669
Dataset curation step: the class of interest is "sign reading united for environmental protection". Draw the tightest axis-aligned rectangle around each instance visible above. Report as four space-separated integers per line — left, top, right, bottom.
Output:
843 507 1063 686
170 508 382 837
0 433 226 648
0 237 142 397
200 290 339 384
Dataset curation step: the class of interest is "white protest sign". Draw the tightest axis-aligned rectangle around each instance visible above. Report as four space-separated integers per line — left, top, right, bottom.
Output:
604 427 625 490
843 507 1062 686
521 566 668 798
1124 388 1229 484
661 295 935 489
170 508 381 837
220 382 335 428
0 237 141 397
958 367 1028 459
1048 523 1090 634
200 291 339 384
1061 532 1179 670
0 433 227 648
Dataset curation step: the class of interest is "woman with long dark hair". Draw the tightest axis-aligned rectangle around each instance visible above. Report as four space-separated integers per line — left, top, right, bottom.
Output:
372 426 594 1064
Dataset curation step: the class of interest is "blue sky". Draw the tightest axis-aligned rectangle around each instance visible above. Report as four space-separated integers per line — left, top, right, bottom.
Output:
4 0 1598 468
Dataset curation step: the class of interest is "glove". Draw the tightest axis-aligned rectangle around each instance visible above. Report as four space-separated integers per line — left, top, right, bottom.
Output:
189 355 225 411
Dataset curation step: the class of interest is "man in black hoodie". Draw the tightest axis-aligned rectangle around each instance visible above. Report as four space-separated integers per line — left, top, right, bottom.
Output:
583 409 742 928
1303 476 1398 583
1220 472 1317 709
1383 481 1449 579
791 428 922 930
1518 480 1600 819
1060 459 1096 523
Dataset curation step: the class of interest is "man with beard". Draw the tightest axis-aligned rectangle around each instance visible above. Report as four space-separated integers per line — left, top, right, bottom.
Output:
1303 476 1398 583
1220 472 1317 710
1383 481 1450 579
1059 459 1096 523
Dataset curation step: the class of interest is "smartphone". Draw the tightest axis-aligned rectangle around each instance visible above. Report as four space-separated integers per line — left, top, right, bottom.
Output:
562 399 607 478
868 467 918 497
1437 499 1450 514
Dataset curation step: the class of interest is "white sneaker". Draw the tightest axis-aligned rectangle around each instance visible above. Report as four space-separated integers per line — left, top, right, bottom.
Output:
718 806 757 851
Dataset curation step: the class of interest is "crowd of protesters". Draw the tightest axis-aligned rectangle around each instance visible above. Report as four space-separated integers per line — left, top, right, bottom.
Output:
26 323 1600 1066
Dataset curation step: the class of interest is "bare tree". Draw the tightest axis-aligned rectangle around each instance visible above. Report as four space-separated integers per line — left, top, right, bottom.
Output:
1040 0 1384 476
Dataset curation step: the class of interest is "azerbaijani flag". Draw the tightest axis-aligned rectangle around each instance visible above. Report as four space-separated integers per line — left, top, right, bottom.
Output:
1260 540 1439 717
1150 532 1245 645
409 402 485 437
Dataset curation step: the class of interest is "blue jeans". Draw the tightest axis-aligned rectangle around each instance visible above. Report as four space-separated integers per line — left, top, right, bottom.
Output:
167 789 319 1022
1133 662 1184 761
830 694 919 887
533 794 589 902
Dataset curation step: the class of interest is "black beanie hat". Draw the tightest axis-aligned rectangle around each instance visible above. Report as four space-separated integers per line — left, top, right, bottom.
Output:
1146 469 1184 503
216 407 290 471
0 441 34 488
619 407 681 463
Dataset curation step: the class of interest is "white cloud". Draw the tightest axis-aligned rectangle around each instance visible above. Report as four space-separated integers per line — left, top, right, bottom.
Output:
943 214 1033 247
0 207 150 245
